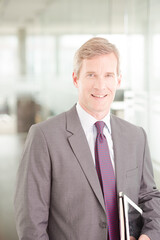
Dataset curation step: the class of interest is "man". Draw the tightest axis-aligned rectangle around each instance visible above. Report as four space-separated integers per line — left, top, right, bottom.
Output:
14 37 160 240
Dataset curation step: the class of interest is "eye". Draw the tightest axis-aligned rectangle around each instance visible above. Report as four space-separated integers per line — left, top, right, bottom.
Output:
87 73 95 78
105 73 115 79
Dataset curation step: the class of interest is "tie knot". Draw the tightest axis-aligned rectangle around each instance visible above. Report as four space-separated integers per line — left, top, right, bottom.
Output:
95 121 105 134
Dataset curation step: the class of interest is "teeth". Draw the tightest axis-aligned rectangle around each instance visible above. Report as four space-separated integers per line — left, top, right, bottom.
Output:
93 94 106 98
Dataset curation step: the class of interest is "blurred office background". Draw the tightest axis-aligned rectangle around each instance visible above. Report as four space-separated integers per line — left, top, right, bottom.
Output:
0 0 160 239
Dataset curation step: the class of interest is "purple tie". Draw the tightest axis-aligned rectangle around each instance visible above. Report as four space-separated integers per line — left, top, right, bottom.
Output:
95 121 120 240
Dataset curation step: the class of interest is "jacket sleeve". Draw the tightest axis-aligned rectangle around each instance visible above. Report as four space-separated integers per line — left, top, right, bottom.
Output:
139 128 160 239
14 124 51 240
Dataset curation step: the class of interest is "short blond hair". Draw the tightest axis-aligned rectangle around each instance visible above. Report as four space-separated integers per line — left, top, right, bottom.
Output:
73 37 120 78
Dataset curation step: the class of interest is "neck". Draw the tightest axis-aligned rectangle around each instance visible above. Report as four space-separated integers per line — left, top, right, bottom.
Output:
91 112 109 120
78 103 109 120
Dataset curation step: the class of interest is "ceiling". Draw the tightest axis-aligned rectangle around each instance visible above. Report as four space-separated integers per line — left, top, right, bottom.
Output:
0 0 52 29
0 0 157 34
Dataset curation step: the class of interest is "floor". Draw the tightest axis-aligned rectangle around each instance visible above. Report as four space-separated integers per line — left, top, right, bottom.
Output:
0 133 160 240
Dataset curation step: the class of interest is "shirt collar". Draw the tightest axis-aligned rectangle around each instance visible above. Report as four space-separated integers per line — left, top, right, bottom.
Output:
76 102 111 134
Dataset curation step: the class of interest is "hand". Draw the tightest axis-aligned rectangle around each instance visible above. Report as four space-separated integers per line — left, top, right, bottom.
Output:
130 235 150 240
130 237 136 240
138 234 150 240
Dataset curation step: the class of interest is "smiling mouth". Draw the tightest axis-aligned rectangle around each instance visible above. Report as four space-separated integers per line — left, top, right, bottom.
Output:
91 94 107 98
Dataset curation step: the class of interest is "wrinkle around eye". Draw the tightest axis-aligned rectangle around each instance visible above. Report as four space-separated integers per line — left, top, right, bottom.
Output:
86 73 96 78
105 74 115 78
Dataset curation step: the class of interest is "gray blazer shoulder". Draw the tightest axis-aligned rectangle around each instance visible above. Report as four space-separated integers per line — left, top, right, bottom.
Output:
110 113 147 143
30 104 80 134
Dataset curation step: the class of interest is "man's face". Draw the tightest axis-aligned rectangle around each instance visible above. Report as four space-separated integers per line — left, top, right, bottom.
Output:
73 53 121 120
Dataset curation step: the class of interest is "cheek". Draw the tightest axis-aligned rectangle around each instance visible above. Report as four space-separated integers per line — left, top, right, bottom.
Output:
107 85 117 93
80 81 92 91
108 81 119 91
78 83 88 97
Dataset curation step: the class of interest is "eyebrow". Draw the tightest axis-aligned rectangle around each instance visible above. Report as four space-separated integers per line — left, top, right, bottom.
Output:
86 71 96 74
85 71 116 75
105 72 116 75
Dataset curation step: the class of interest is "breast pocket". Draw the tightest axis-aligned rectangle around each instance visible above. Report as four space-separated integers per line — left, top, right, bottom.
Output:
126 167 138 177
125 167 139 199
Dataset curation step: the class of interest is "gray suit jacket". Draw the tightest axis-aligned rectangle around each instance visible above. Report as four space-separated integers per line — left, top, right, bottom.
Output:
14 105 160 240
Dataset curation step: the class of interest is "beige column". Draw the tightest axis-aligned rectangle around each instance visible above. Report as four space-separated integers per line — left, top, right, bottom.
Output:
18 28 26 75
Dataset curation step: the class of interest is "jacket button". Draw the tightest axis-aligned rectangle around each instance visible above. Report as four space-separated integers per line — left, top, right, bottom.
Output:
99 222 107 228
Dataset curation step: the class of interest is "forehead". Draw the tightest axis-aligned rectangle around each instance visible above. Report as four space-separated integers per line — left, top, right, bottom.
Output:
81 53 118 71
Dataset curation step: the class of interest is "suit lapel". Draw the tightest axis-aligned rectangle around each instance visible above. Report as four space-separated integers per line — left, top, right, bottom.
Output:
111 115 128 195
66 105 105 212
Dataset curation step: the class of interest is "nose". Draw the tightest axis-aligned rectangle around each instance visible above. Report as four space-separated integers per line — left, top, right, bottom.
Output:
93 76 106 90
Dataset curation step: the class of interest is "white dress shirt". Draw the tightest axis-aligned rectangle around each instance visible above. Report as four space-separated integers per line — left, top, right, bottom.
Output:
76 102 115 170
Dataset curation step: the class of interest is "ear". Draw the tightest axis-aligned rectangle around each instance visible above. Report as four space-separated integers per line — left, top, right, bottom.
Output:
72 72 79 88
116 74 122 89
